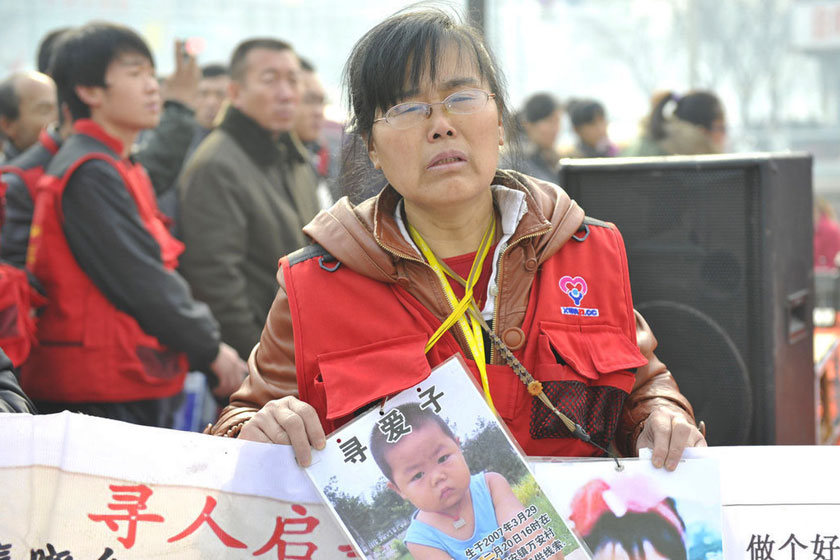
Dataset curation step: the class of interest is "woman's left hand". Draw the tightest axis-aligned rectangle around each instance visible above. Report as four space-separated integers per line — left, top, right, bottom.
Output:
635 407 707 471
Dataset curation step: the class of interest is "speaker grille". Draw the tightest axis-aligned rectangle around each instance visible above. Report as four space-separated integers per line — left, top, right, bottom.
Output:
560 157 812 445
568 167 758 348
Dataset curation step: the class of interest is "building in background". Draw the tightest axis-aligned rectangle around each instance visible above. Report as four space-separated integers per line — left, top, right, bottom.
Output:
791 0 840 203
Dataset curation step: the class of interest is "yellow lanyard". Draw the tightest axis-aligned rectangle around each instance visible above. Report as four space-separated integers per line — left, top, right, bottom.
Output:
408 216 496 409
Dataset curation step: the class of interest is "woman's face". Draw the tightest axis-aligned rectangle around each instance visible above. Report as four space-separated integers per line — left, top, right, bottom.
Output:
576 114 608 148
525 109 561 151
367 46 503 216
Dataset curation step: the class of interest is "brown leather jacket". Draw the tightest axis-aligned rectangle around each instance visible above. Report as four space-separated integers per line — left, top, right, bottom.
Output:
208 170 697 456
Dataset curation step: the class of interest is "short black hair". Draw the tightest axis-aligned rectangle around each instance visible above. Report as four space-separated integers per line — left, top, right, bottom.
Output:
585 500 687 560
229 38 295 82
370 403 457 484
568 98 605 129
50 22 154 121
522 92 560 124
0 75 21 121
37 27 72 75
201 63 229 79
299 57 315 73
343 7 512 144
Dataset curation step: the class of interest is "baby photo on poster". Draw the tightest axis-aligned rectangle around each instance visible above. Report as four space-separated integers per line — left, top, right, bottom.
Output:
306 355 590 560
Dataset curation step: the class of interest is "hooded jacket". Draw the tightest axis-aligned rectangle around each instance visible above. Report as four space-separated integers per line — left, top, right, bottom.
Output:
209 170 696 456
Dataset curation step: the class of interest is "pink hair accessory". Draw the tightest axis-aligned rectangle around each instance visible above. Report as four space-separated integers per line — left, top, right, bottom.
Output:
569 476 685 538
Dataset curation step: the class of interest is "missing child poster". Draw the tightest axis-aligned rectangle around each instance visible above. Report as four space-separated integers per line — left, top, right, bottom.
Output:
305 355 589 560
533 453 725 560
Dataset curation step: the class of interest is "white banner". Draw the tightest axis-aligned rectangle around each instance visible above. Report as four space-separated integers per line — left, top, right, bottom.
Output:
0 412 351 559
1 412 838 559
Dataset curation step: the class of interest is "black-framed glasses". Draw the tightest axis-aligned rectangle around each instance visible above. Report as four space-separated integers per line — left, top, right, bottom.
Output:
373 89 496 130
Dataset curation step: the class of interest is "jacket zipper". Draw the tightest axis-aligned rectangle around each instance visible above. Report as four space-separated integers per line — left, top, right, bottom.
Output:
490 230 546 365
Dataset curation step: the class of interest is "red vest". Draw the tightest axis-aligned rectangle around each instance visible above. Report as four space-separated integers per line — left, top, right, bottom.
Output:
0 263 42 368
282 221 648 457
22 120 188 402
5 128 60 199
0 144 56 367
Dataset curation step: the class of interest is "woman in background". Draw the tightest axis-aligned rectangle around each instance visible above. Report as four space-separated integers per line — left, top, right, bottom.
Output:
566 98 618 158
623 90 726 157
517 92 563 182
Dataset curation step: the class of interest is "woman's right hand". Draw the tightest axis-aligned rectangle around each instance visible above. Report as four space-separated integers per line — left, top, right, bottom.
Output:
238 396 326 467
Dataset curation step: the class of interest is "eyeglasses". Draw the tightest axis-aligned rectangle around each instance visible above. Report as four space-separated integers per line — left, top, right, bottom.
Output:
373 89 496 130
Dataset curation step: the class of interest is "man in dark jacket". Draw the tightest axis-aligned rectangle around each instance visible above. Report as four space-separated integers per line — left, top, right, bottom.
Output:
177 38 320 360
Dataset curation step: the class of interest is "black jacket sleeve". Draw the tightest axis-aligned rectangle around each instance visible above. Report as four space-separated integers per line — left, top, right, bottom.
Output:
62 159 219 371
0 171 34 267
133 100 196 196
0 347 36 413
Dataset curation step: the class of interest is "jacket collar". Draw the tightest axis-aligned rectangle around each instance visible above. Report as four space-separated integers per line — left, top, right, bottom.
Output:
72 119 124 158
373 170 557 260
219 105 282 167
658 118 719 155
39 126 62 155
302 170 584 282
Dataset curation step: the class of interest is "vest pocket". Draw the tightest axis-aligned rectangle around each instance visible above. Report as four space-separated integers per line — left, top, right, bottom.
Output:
316 333 431 421
530 321 648 449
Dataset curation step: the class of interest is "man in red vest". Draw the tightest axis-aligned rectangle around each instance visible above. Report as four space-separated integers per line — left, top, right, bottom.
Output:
23 22 245 427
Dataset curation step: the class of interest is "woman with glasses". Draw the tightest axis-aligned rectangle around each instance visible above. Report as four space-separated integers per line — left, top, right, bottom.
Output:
207 9 706 475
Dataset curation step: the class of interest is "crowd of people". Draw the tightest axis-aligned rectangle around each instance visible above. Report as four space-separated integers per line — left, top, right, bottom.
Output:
0 8 709 509
0 23 339 424
508 88 729 178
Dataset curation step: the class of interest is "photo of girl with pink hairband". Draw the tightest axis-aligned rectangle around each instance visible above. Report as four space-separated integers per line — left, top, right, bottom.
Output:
567 473 723 560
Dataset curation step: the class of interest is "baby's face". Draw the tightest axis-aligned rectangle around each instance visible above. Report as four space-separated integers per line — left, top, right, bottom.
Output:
386 422 471 513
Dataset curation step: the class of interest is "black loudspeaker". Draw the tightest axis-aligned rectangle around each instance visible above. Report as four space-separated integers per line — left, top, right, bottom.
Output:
558 153 815 446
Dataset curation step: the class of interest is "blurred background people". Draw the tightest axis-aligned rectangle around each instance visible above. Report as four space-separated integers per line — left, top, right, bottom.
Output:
0 71 58 162
623 89 727 156
565 98 618 158
189 62 230 153
177 38 319 360
815 197 840 270
517 91 562 183
133 39 202 223
23 22 244 427
295 58 333 209
36 27 71 74
1 28 72 267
